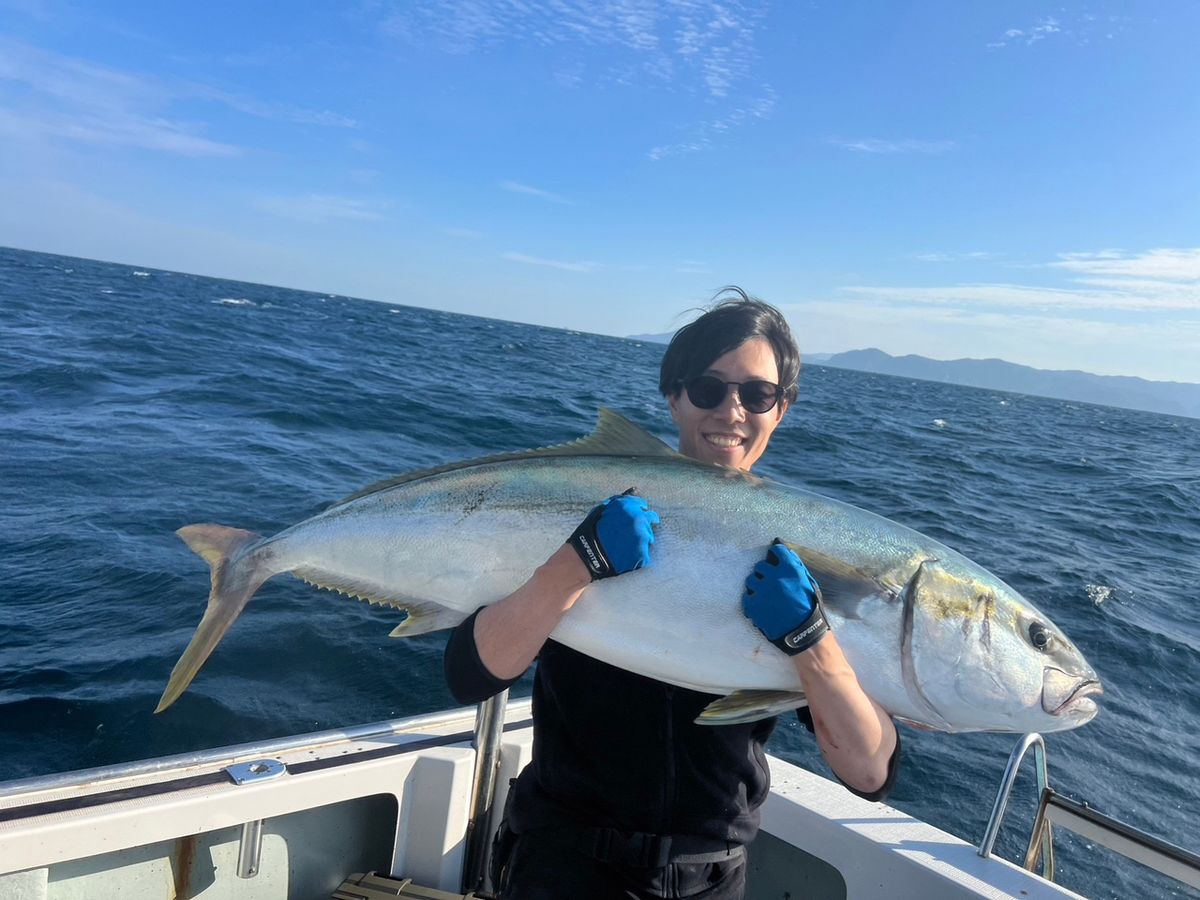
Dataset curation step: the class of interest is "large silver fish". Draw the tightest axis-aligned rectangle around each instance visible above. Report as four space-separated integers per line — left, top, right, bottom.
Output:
158 410 1102 732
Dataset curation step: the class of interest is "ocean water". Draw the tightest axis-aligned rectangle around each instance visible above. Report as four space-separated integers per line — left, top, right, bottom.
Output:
1 246 1197 899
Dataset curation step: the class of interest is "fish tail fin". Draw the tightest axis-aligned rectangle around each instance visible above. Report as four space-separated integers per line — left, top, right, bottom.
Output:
156 524 270 713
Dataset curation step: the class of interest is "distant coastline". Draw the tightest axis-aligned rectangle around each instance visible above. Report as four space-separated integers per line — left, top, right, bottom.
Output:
627 335 1200 420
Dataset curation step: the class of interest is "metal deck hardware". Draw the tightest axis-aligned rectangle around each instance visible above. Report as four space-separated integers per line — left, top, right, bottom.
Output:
461 689 509 894
979 733 1052 872
223 759 285 879
237 819 264 879
224 758 287 785
981 733 1200 891
1024 788 1200 889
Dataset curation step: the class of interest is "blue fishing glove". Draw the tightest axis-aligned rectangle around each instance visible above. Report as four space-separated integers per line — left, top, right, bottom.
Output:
743 539 830 655
567 492 660 580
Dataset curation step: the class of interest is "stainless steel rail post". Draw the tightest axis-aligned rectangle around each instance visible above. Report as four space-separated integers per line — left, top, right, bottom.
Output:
236 819 264 878
461 690 509 894
978 732 1053 878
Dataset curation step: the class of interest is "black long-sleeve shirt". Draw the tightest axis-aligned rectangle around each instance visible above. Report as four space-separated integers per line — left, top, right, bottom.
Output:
444 608 898 844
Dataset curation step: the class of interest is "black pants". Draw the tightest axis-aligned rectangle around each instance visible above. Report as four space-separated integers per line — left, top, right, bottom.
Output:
495 829 747 900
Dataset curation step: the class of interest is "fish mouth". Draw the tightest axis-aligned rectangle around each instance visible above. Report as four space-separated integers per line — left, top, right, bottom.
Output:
1042 667 1104 717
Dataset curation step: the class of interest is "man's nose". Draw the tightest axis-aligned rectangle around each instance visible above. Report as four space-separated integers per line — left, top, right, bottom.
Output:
714 387 747 422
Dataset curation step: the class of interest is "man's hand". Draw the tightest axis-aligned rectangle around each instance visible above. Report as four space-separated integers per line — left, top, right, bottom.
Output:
742 539 829 654
566 493 660 580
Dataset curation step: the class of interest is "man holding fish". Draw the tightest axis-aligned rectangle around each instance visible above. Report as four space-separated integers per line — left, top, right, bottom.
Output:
445 290 899 899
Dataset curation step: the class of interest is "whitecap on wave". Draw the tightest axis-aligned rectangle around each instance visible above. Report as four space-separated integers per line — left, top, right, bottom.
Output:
1086 584 1114 605
932 418 947 428
214 298 255 307
132 271 150 277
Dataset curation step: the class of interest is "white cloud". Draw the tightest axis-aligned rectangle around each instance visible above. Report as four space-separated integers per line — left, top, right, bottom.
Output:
378 1 774 160
0 106 239 157
0 0 54 20
842 282 1197 313
255 194 387 224
842 248 1200 314
502 251 598 273
648 86 775 160
499 180 572 204
0 38 354 158
379 0 763 98
988 14 1118 50
832 137 958 155
790 246 1200 381
190 87 358 128
913 251 1001 263
1052 248 1200 281
781 297 1200 382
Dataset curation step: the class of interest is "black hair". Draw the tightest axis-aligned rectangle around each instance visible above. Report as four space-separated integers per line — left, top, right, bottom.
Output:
658 286 801 403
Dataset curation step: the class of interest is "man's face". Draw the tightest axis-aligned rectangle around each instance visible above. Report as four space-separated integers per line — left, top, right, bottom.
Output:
668 337 789 471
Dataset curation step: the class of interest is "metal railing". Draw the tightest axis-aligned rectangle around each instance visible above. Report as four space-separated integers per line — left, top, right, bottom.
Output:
980 733 1200 891
0 707 482 801
978 733 1053 875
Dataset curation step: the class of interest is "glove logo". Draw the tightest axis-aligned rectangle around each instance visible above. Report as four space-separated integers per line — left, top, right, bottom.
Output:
786 620 824 647
577 536 602 573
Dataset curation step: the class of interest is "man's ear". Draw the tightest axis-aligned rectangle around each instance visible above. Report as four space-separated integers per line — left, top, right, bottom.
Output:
667 391 682 425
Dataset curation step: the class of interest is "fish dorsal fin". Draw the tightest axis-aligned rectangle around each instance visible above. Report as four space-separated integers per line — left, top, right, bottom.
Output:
332 408 680 507
565 407 682 457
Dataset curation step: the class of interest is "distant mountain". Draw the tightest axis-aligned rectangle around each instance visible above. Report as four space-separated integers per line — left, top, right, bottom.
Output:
819 349 1200 420
623 334 1198 419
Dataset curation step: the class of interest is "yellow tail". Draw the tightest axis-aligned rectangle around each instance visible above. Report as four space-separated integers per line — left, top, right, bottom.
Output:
156 524 269 713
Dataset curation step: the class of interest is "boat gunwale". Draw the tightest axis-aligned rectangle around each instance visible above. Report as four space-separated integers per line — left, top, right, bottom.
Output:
0 700 533 802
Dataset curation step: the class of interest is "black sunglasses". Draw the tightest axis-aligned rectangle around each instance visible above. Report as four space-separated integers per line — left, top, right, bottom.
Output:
682 375 784 414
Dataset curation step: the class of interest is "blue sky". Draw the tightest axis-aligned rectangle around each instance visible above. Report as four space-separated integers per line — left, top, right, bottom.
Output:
1 1 1197 382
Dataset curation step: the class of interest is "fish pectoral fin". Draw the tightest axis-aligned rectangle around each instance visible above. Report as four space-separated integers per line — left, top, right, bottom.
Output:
695 689 809 726
774 542 890 614
389 601 467 638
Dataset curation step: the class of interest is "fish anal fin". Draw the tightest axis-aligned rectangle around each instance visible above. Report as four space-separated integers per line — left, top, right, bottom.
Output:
389 603 467 638
695 689 808 726
292 568 467 637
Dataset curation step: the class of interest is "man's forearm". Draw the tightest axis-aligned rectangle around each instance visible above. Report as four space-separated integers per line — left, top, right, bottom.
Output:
474 544 591 680
793 633 897 793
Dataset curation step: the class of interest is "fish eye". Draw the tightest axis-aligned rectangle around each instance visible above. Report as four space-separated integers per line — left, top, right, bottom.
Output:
1029 622 1053 651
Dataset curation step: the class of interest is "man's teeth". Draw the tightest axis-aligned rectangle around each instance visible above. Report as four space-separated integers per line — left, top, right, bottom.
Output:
705 434 744 448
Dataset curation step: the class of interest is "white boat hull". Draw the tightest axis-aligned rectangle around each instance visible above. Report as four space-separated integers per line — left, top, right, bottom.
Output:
0 701 1086 899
